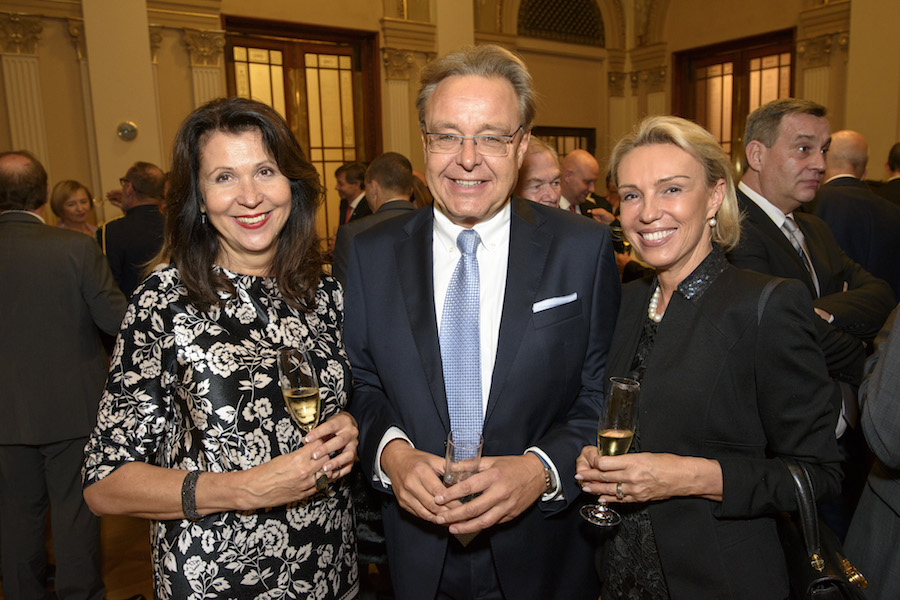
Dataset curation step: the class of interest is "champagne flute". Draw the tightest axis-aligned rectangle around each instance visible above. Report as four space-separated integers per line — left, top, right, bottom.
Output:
277 347 321 435
277 347 328 491
580 376 640 526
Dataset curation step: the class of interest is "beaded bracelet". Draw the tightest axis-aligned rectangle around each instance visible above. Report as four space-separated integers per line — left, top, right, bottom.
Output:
181 470 202 521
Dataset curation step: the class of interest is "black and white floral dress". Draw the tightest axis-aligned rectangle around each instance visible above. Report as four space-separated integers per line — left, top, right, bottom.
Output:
84 265 358 600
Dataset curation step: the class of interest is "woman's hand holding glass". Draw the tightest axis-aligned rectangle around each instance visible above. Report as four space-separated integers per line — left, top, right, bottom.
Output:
576 450 724 504
232 412 359 509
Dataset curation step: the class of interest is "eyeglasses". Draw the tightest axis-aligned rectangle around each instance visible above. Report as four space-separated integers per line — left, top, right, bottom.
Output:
424 126 524 157
119 178 130 187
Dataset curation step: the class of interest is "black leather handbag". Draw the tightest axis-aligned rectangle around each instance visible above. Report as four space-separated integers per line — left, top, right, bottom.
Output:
777 459 868 600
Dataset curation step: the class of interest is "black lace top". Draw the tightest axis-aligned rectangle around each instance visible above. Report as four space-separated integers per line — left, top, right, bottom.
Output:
602 246 728 599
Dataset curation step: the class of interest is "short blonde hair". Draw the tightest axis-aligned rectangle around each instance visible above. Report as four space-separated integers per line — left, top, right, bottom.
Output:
49 180 92 219
608 115 741 251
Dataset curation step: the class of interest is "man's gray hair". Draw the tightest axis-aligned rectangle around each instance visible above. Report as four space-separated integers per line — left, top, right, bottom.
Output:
416 44 535 130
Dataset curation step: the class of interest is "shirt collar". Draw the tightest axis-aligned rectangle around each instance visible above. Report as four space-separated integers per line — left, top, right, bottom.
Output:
823 174 857 185
433 201 511 257
1 209 45 223
350 191 366 209
738 180 789 228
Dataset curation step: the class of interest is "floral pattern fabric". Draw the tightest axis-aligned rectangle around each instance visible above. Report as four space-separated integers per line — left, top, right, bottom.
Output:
84 265 358 600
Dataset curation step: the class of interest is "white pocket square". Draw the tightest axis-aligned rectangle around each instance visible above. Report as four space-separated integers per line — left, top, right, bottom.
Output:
532 292 578 313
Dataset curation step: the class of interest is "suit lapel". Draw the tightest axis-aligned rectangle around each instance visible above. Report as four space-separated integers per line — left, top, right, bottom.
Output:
739 191 818 296
394 210 451 430
484 199 551 426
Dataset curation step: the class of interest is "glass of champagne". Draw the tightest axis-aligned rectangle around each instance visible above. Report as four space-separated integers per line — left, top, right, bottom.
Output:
580 376 639 527
276 347 321 436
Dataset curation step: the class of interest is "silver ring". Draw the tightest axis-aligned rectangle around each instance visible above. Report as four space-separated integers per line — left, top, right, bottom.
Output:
315 472 329 492
616 482 625 500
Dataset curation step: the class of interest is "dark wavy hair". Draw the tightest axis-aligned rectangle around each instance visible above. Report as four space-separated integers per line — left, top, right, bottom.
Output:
163 97 324 311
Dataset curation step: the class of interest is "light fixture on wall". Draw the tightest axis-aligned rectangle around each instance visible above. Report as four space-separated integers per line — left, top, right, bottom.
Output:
117 121 138 141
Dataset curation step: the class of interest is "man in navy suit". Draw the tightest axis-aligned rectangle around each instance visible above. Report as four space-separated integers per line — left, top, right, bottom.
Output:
727 99 894 538
813 130 900 301
344 45 620 599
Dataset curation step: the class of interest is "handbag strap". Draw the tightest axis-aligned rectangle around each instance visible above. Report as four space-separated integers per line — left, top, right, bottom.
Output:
783 458 825 573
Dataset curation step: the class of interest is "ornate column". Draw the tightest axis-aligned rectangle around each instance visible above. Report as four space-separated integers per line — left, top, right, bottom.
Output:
0 12 49 166
630 42 668 118
183 28 225 108
380 17 436 162
382 48 416 158
67 18 103 210
797 1 850 127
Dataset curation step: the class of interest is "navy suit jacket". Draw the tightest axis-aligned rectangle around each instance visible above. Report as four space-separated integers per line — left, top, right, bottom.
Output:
728 189 894 385
331 199 416 286
814 177 900 301
344 197 620 600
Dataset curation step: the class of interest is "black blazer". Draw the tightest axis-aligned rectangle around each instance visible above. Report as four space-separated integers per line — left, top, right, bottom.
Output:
728 189 894 385
338 194 372 225
605 264 842 598
331 199 416 286
96 204 165 298
344 197 621 600
0 212 127 444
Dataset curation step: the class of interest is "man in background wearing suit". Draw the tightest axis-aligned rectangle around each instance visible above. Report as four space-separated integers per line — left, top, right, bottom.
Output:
813 130 900 301
558 148 600 216
335 161 372 225
96 161 166 298
726 99 894 538
0 151 127 599
875 142 900 207
344 45 620 599
513 137 561 208
332 152 416 286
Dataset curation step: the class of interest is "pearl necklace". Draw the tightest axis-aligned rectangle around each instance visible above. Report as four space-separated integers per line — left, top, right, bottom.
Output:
647 286 664 323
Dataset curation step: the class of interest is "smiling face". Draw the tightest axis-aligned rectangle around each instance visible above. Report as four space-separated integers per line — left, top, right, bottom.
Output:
618 143 724 285
61 188 91 224
747 112 830 213
422 74 529 227
198 128 293 276
515 149 561 207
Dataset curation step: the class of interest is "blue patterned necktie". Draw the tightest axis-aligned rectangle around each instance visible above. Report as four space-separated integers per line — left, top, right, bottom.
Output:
440 229 483 441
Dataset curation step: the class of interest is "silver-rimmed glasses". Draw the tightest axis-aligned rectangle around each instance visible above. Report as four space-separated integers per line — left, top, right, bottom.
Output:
424 126 524 157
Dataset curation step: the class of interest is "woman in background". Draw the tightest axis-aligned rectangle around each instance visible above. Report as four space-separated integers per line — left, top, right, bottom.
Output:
51 179 96 236
83 97 359 599
576 115 842 598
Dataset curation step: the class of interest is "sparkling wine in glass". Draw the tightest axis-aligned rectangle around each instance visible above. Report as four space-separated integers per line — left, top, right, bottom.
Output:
277 347 321 436
581 376 639 527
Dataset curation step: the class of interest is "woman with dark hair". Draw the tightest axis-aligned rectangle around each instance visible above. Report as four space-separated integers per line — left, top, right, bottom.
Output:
83 97 359 599
575 116 842 598
50 179 97 236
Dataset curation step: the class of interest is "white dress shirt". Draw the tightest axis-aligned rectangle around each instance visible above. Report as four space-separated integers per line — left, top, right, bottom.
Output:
375 201 562 500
